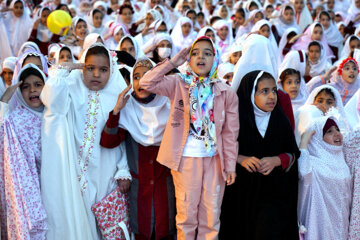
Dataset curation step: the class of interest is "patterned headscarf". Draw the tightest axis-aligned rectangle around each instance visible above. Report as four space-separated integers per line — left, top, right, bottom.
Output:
179 36 220 156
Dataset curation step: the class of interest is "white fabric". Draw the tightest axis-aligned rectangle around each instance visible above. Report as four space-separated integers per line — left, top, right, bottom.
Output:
53 46 76 65
86 9 105 35
1 0 33 56
279 50 307 78
340 35 360 59
317 11 344 48
346 0 360 26
290 0 313 31
1 57 17 72
40 43 130 240
298 116 351 240
218 62 234 82
34 7 53 42
171 17 197 54
309 41 331 77
213 19 234 54
345 88 360 130
117 35 145 59
251 71 271 138
270 4 301 37
235 9 261 40
182 130 208 157
119 57 170 146
232 34 278 91
0 17 13 63
278 27 301 62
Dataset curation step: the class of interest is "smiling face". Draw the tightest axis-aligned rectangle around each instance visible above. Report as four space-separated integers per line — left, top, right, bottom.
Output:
75 20 88 40
217 26 229 41
312 25 323 41
282 74 300 99
323 125 343 146
234 12 245 26
13 1 24 17
254 78 277 112
21 75 44 109
189 40 215 77
133 66 151 98
342 61 358 84
83 54 110 91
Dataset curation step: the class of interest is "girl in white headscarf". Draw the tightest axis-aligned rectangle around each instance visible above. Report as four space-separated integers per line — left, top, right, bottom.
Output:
0 57 17 92
40 43 130 240
346 0 360 27
117 34 145 59
307 41 332 78
271 4 301 39
1 0 33 56
278 27 301 62
235 9 264 40
290 0 313 31
170 17 197 54
213 19 233 54
298 116 351 240
0 64 48 240
86 8 106 35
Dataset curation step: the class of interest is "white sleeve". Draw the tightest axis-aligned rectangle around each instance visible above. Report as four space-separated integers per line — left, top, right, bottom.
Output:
114 142 132 181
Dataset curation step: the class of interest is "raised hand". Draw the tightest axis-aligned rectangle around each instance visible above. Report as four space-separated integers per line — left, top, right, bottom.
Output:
299 130 316 149
170 47 191 67
322 66 337 83
1 81 22 103
113 84 132 115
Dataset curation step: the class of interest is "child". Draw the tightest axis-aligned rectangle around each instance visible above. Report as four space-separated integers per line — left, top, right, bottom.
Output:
218 62 234 85
220 70 300 239
86 9 105 35
171 17 197 55
61 17 89 59
280 50 311 83
213 19 233 54
0 57 17 91
278 27 300 61
48 45 75 77
298 117 351 239
271 4 300 42
307 41 331 78
100 57 175 239
290 0 313 31
340 35 360 59
40 43 131 239
278 68 308 112
0 64 47 239
139 36 239 239
235 9 264 39
117 34 145 59
104 24 126 50
28 6 61 55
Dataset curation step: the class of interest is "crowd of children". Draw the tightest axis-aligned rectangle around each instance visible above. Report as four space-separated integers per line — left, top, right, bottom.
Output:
1 0 360 239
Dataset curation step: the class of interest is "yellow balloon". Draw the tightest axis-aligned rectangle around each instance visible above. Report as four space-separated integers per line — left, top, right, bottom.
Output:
47 10 72 36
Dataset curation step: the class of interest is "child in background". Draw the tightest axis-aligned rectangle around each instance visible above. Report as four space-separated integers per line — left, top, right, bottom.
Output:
307 41 331 78
171 17 198 55
298 117 351 240
100 57 175 239
221 70 300 239
213 19 233 54
139 36 239 239
290 0 313 31
218 62 234 85
278 68 308 112
0 57 17 91
117 35 145 59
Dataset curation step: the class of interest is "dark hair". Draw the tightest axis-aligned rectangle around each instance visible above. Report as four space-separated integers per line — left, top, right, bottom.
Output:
315 88 335 101
205 28 214 35
197 11 205 17
308 40 321 50
56 4 73 17
249 1 258 9
279 68 301 84
287 31 297 41
314 23 322 30
284 5 294 12
186 9 196 16
350 35 360 44
254 72 275 92
210 16 222 25
319 11 330 20
266 4 274 10
119 68 130 85
92 8 103 17
119 4 134 14
236 8 246 18
121 37 134 48
19 67 44 89
85 46 109 63
59 46 72 57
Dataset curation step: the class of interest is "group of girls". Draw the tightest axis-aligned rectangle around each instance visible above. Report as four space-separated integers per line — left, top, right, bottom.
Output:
1 0 360 239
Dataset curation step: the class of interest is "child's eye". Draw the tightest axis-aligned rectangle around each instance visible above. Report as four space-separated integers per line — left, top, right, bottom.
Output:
261 89 268 94
87 66 94 71
134 76 140 80
101 68 108 72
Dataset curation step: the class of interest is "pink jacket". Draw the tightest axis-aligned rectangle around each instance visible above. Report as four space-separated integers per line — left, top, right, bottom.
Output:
140 59 239 180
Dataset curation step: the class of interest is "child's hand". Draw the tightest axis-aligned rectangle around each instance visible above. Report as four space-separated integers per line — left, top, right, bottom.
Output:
59 62 85 70
226 171 236 185
313 103 327 114
240 156 261 173
258 157 281 175
299 130 315 149
113 84 132 115
33 18 41 29
0 81 22 103
170 47 191 67
117 179 131 193
322 66 337 82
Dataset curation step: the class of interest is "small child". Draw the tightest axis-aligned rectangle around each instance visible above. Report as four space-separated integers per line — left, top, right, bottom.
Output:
139 36 239 239
279 68 308 112
0 57 17 90
170 17 198 54
218 62 234 85
86 9 105 34
290 0 313 31
298 117 351 239
307 41 331 78
213 19 233 54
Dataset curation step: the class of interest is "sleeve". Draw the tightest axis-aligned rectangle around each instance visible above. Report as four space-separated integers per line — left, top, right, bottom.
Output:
114 142 132 181
222 89 240 172
100 111 127 148
50 34 61 44
297 149 313 182
278 90 295 131
139 59 179 98
278 153 296 172
0 102 10 119
28 28 37 41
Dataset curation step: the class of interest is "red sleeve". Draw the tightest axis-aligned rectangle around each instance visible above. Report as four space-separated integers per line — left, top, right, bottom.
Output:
278 90 295 131
100 111 127 148
28 28 37 41
50 34 61 44
278 153 296 171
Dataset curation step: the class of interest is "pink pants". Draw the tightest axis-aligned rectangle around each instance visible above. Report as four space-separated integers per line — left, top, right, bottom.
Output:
171 156 226 240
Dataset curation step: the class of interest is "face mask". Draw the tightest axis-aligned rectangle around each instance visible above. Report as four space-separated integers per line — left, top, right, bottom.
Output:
158 47 172 59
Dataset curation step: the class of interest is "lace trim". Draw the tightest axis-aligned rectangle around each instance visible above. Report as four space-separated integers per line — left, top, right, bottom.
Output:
78 91 100 193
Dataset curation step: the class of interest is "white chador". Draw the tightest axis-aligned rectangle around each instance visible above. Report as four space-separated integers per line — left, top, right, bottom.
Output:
298 116 352 240
40 43 131 240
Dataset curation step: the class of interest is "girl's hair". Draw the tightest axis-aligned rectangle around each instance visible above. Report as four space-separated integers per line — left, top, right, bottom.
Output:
266 5 274 10
308 40 321 50
197 11 205 17
279 68 300 84
249 1 258 9
236 8 245 18
19 67 44 86
314 23 322 30
85 46 109 62
205 28 214 35
56 4 73 17
92 8 103 17
121 37 134 48
119 4 134 14
287 31 297 41
186 9 196 16
319 11 330 20
254 72 275 92
210 16 221 25
284 5 294 12
22 55 41 67
350 35 359 44
60 46 72 55
315 88 335 100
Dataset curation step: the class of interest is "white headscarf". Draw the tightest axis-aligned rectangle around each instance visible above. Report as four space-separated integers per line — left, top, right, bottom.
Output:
119 57 170 146
117 34 145 59
278 27 301 62
213 19 234 54
17 41 41 57
14 63 47 117
1 57 17 73
232 34 278 91
86 8 105 34
290 0 313 31
221 40 242 63
251 71 272 138
308 41 330 77
171 17 197 53
340 35 360 59
218 62 234 83
271 4 301 37
345 88 360 130
53 45 75 65
34 6 53 42
317 11 344 48
346 0 360 25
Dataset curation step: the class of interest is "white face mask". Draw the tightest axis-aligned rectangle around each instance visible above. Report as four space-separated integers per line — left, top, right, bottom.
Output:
157 47 172 59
